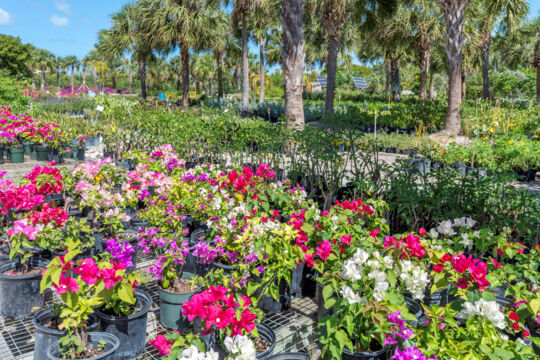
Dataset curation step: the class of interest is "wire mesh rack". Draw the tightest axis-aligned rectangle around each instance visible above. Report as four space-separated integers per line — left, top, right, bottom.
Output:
0 252 318 359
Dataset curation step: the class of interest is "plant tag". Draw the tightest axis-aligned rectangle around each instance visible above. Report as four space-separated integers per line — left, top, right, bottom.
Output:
96 105 104 112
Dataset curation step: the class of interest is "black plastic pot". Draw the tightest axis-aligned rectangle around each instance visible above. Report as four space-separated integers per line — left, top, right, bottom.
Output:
0 258 49 319
47 148 64 164
404 297 423 327
45 194 65 208
492 285 513 307
422 285 449 307
256 323 277 359
96 290 152 360
267 353 310 360
0 145 4 164
34 306 99 360
256 276 291 314
342 345 394 360
46 332 120 360
190 228 209 245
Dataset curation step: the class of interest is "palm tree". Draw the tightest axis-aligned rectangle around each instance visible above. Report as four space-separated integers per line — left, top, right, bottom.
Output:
438 0 469 135
495 16 540 104
25 45 40 90
207 9 230 99
121 56 136 92
309 0 396 114
52 56 66 91
169 56 183 91
64 55 78 93
138 0 222 107
406 0 442 101
251 0 279 103
79 56 90 90
282 0 305 129
34 49 53 90
192 53 217 94
475 0 528 99
102 5 154 99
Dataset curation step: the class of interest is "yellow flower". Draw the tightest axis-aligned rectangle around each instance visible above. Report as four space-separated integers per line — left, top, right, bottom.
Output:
508 141 513 145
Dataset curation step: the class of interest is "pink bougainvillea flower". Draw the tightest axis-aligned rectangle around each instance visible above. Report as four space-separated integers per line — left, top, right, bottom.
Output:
53 275 79 294
490 258 503 268
418 227 427 236
456 278 469 289
316 241 332 261
383 333 398 345
433 264 444 273
509 311 519 322
73 258 99 285
304 252 315 268
149 335 172 356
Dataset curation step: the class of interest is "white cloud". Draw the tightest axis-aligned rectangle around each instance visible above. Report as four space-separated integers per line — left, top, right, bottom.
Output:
54 0 71 15
0 8 13 26
50 14 69 27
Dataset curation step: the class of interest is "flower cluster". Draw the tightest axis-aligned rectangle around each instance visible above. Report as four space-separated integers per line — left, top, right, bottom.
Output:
457 299 506 329
104 238 136 267
384 311 414 345
23 165 63 195
182 286 256 336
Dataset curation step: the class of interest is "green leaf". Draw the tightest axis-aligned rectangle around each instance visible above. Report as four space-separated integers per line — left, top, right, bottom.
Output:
322 284 334 301
118 283 135 304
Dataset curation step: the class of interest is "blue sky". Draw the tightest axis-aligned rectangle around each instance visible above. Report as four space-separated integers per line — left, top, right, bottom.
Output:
0 0 539 60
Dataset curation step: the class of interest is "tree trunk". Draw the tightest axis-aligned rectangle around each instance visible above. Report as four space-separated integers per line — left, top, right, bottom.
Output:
57 69 61 90
112 73 117 91
537 65 540 105
210 77 215 95
241 11 250 113
429 70 435 100
70 65 75 94
82 64 86 88
324 35 339 114
129 71 133 92
40 68 46 90
236 67 241 90
138 59 147 99
385 60 391 96
216 50 224 98
181 45 190 107
259 37 265 104
282 0 305 130
418 45 431 102
31 71 36 90
176 76 181 91
439 0 468 135
461 70 466 103
390 59 401 103
480 34 490 100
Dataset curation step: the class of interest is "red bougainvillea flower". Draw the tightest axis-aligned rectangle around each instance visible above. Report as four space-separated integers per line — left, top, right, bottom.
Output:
418 227 427 236
523 329 530 337
511 322 520 331
341 234 352 245
304 252 315 268
433 264 444 273
456 278 469 289
149 335 172 356
440 254 452 263
73 258 99 285
369 229 380 238
509 311 519 322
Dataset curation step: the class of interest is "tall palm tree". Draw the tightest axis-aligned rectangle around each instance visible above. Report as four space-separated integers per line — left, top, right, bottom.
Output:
282 0 305 129
475 0 528 99
138 0 222 107
25 45 39 90
494 16 540 104
308 0 396 114
35 49 53 90
52 56 66 90
251 0 279 103
121 56 136 92
169 56 183 91
438 0 469 135
102 5 154 99
64 55 78 93
206 9 230 99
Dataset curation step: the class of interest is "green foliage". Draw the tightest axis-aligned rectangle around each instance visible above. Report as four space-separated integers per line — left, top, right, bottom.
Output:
0 70 29 109
0 35 30 77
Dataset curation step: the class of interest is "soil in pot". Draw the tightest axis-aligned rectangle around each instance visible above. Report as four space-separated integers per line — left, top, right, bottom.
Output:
96 290 152 360
0 258 49 319
159 272 198 330
46 332 119 360
255 323 276 359
34 306 99 360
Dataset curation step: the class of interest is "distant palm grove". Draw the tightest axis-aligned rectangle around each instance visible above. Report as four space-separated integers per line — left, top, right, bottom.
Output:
1 0 539 134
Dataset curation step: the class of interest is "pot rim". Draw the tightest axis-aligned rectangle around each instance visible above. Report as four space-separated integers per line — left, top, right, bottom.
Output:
95 289 152 321
342 344 395 356
0 258 49 281
159 272 198 296
46 331 120 360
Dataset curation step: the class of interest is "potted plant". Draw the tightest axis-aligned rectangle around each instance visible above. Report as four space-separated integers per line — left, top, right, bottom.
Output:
181 285 276 359
40 247 122 360
0 219 48 318
137 228 196 330
92 254 149 360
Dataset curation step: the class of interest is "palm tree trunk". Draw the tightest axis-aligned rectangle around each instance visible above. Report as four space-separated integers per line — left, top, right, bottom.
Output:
138 59 147 99
210 77 215 95
480 35 490 100
385 60 391 96
259 37 265 104
324 35 339 114
31 71 36 90
241 11 250 113
536 65 540 105
216 50 224 98
57 69 61 90
439 0 468 135
82 64 86 88
181 46 190 107
418 46 431 102
129 71 133 92
282 0 305 130
70 65 75 94
235 67 241 90
461 70 466 103
429 70 435 100
112 73 117 91
40 68 46 90
390 59 401 103
176 76 181 91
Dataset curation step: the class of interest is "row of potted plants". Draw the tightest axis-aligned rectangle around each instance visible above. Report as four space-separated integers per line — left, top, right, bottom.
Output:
1 141 539 359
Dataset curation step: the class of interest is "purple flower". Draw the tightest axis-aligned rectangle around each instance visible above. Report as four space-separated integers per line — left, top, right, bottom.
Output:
138 189 151 200
244 254 258 264
384 334 398 346
147 256 165 280
392 347 437 360
105 238 135 267
256 265 266 275
193 242 217 264
225 250 239 264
